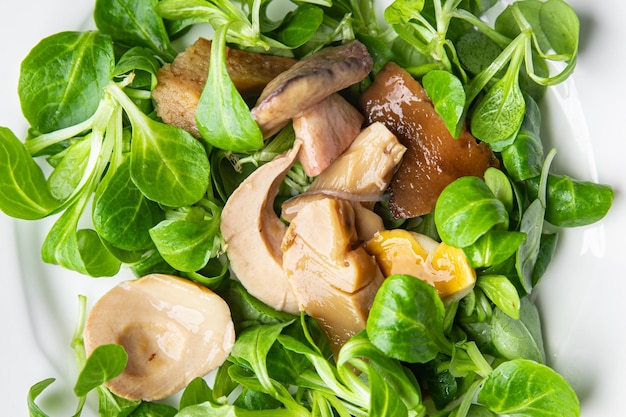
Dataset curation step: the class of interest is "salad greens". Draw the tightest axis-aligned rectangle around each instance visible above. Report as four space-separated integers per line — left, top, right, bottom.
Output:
0 0 614 416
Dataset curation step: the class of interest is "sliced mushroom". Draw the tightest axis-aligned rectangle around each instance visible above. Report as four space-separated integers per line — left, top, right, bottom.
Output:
282 122 405 221
251 40 374 138
359 62 498 219
281 197 384 354
221 143 302 314
292 93 364 177
306 122 405 197
351 202 386 242
283 195 386 242
83 274 235 401
153 37 296 137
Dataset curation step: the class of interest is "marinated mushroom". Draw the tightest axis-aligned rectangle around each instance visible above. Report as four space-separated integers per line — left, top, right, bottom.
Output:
365 230 476 300
83 274 235 401
351 202 386 242
282 122 406 221
281 197 384 355
292 92 364 176
153 37 296 138
359 62 498 219
251 40 374 138
304 122 406 198
220 143 302 314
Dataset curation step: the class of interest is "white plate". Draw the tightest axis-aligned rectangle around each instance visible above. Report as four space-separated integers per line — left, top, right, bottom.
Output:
0 0 624 415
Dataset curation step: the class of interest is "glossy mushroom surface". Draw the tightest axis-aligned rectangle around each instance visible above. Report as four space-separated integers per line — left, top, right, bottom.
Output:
251 40 373 138
220 143 302 314
360 62 498 219
282 197 384 355
83 274 235 401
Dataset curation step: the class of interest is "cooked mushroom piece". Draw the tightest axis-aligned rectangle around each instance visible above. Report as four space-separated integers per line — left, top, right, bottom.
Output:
153 37 296 138
83 274 235 401
292 93 364 177
220 143 302 314
251 40 374 138
282 122 406 221
359 62 498 219
365 229 476 300
351 202 386 242
305 122 405 197
281 197 384 355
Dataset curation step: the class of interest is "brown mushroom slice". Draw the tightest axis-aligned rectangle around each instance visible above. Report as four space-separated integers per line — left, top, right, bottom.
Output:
281 197 384 354
251 40 374 138
83 274 235 401
282 122 405 221
293 93 364 177
359 62 498 219
221 143 302 314
153 37 296 137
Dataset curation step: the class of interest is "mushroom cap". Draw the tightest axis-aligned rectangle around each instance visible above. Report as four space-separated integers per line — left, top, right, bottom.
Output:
83 274 235 401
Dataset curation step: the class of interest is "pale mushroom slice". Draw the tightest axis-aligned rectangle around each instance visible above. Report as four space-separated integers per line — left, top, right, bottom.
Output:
220 143 302 314
83 274 235 401
351 202 386 242
306 122 405 195
281 197 384 355
282 122 406 221
251 40 374 138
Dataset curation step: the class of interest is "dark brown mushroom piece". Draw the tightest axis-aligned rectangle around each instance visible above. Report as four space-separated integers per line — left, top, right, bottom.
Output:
359 62 499 219
251 40 374 138
153 37 296 138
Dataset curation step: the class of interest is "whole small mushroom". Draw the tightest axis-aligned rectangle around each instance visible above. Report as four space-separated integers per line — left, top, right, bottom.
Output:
83 274 235 401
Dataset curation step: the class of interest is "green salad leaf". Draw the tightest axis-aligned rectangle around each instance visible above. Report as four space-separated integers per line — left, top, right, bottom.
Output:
196 23 264 152
478 359 580 417
0 127 61 219
94 0 177 61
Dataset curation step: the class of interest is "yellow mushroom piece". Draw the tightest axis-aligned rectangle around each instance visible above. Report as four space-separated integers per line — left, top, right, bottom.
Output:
365 229 476 299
